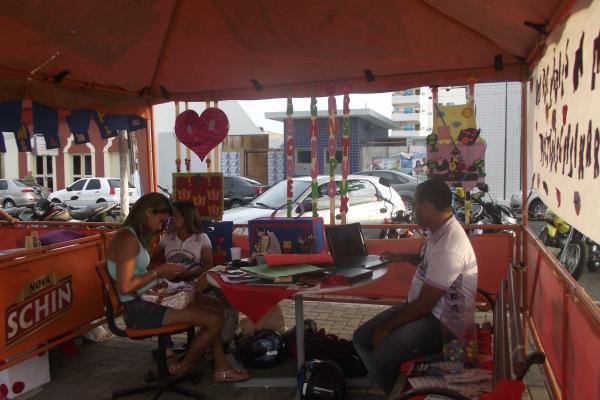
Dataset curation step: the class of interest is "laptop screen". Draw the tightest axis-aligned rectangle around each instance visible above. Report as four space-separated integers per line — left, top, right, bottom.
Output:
326 223 368 262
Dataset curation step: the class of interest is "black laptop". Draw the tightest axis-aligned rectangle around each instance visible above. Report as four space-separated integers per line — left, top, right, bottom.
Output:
325 223 389 281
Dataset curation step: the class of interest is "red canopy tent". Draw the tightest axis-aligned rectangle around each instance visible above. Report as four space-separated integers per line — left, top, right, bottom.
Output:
0 0 570 112
2 3 599 400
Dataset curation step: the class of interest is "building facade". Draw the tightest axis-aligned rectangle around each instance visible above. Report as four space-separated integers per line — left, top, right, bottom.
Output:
0 108 151 194
389 83 525 200
265 109 398 176
390 87 468 152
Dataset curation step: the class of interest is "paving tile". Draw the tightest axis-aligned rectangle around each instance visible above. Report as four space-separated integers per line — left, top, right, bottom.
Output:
27 300 553 399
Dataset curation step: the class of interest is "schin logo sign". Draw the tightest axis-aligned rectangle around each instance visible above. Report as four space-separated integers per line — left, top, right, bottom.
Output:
5 274 73 346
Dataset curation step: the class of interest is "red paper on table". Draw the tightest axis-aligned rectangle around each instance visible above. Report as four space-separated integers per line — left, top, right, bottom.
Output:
211 274 297 323
263 253 333 267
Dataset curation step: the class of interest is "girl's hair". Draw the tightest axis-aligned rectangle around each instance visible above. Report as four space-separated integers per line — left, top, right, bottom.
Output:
171 200 204 234
122 192 172 249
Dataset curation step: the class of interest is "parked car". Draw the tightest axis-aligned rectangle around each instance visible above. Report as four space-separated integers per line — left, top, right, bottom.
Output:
0 178 43 208
355 169 418 213
510 189 547 219
50 177 140 207
20 179 50 198
223 175 406 238
224 176 269 209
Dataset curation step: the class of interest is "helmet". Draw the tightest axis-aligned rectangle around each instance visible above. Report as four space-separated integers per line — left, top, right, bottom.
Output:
298 360 346 400
235 329 285 369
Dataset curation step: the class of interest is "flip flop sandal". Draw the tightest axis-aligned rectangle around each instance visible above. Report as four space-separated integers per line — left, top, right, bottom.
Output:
213 369 250 383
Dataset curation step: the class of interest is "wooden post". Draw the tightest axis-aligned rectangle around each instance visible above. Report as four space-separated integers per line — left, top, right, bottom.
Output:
184 101 191 172
175 101 182 172
205 101 212 172
118 130 130 217
149 106 158 192
213 100 220 172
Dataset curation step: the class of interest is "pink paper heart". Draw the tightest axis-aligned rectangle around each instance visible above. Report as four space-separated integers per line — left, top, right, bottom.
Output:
175 108 229 161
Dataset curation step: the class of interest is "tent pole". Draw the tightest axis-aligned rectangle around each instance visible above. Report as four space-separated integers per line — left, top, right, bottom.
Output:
521 82 529 230
144 107 154 193
119 130 130 217
150 105 158 192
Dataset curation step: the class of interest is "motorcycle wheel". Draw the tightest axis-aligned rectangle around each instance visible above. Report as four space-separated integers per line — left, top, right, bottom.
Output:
379 228 398 239
561 239 589 280
537 229 550 246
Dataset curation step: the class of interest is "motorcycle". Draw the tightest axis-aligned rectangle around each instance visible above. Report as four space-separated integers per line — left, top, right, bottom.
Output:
380 209 414 239
538 210 600 280
2 206 30 220
20 198 119 222
377 177 415 239
452 183 518 233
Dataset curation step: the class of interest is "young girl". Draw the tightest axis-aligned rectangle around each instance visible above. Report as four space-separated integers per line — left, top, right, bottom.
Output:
107 193 248 381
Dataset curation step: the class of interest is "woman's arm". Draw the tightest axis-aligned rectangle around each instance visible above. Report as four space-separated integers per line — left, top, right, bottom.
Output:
201 246 213 269
113 231 158 295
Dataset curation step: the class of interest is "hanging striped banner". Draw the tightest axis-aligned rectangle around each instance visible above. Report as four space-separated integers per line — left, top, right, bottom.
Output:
340 93 350 224
286 98 294 217
327 96 338 224
310 97 319 217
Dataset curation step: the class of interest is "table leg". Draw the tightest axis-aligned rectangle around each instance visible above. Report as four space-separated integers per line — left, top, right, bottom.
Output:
294 294 304 399
294 294 305 370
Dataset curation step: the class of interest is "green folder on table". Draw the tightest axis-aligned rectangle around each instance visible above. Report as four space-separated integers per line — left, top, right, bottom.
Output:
241 264 323 279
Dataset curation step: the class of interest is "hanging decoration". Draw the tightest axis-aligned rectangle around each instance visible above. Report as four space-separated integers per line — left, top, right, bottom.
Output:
0 100 21 154
426 84 486 192
15 124 32 152
286 98 294 217
327 96 338 224
92 111 116 140
66 109 91 145
340 93 350 223
309 97 319 217
172 172 224 220
174 107 229 163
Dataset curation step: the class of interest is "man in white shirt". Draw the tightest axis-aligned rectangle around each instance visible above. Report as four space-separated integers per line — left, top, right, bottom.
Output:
353 179 478 393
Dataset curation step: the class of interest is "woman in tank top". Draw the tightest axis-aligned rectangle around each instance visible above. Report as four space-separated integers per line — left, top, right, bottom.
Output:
107 193 249 381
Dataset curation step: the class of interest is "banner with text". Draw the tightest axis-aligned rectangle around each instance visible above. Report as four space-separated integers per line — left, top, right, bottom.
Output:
530 0 600 244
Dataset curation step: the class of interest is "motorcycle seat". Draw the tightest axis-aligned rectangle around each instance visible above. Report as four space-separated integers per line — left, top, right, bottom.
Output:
69 203 111 219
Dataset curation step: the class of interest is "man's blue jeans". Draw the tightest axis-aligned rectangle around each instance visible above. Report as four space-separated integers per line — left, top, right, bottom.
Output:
353 304 442 393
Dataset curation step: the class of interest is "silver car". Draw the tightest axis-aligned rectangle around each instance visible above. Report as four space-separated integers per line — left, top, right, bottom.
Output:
223 175 406 238
0 179 42 208
510 189 547 219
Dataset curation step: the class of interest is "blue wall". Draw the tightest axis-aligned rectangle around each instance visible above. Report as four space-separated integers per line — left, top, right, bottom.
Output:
284 116 388 175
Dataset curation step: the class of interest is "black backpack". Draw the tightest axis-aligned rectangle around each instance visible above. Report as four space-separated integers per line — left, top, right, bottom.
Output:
298 359 347 400
304 331 368 378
